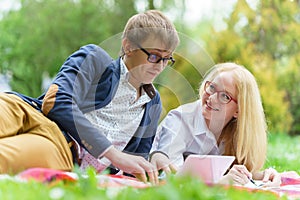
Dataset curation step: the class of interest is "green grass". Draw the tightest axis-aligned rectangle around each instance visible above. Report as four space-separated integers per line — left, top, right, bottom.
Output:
266 133 300 173
0 175 283 200
0 133 299 200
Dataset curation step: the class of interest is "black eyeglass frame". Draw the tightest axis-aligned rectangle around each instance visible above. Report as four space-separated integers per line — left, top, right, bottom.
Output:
137 44 175 67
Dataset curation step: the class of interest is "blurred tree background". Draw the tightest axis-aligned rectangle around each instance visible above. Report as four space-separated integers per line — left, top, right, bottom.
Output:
0 0 299 135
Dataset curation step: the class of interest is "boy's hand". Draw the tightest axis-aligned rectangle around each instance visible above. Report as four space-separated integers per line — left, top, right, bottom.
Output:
104 147 159 185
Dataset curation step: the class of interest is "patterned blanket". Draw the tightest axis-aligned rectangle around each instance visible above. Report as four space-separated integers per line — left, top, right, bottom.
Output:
2 168 300 198
16 168 150 188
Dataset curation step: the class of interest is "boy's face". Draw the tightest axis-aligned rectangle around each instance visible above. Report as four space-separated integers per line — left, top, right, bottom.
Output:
126 39 173 85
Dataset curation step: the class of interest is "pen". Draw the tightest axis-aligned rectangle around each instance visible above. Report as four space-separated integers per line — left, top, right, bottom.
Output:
248 177 258 186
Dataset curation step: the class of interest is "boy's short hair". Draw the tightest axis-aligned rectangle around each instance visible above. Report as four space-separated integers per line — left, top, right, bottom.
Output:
122 10 179 52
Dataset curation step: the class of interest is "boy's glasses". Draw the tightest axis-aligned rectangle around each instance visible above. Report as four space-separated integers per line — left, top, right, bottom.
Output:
204 81 237 104
138 45 175 67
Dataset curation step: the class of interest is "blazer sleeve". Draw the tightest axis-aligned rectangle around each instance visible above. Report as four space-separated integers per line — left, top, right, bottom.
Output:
41 44 114 158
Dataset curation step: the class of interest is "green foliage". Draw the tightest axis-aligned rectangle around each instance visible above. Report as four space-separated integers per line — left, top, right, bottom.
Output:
278 55 300 135
155 55 206 119
194 0 300 134
0 0 136 97
238 0 300 134
156 28 215 120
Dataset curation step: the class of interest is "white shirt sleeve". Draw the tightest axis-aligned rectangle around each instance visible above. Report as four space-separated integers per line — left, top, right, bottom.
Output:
151 100 220 167
151 107 193 167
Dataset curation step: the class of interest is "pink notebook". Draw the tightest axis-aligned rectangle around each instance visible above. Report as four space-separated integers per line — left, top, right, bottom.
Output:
176 155 235 183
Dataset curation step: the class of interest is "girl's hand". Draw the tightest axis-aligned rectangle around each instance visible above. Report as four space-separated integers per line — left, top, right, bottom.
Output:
150 152 178 174
254 168 281 187
219 165 252 185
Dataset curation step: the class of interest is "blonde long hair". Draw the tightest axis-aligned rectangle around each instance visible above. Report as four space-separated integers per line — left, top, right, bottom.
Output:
199 63 267 172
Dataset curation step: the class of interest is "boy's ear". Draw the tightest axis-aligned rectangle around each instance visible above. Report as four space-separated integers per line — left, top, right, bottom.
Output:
122 38 133 54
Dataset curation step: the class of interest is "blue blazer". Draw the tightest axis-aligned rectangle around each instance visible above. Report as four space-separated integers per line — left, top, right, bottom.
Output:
14 44 162 160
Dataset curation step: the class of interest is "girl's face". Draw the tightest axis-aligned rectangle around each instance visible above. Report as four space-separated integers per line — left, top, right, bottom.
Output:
202 71 239 130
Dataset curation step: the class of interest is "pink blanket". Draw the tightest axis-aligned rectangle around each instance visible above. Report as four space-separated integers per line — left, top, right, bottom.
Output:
17 167 150 188
271 171 300 198
5 168 300 198
232 171 300 199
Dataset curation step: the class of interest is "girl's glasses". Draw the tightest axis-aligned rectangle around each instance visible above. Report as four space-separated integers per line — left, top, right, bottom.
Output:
204 81 237 104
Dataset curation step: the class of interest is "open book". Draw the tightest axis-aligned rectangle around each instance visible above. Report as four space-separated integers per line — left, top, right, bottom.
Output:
243 180 267 188
176 155 235 184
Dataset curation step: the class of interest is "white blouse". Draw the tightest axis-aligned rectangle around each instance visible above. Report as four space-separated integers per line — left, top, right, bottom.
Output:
151 100 224 167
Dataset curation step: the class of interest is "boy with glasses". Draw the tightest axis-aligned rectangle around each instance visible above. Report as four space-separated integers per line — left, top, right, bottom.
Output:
0 10 179 185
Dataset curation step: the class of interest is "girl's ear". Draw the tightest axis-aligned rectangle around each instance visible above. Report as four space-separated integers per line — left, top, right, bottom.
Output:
233 109 238 118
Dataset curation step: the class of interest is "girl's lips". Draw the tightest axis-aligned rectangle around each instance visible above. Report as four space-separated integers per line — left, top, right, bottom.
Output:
206 101 220 111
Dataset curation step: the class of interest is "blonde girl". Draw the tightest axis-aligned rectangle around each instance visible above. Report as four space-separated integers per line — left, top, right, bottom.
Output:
150 63 280 186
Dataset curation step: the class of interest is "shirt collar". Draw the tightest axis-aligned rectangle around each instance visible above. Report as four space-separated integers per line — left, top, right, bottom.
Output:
120 58 151 101
193 100 216 140
120 58 130 81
